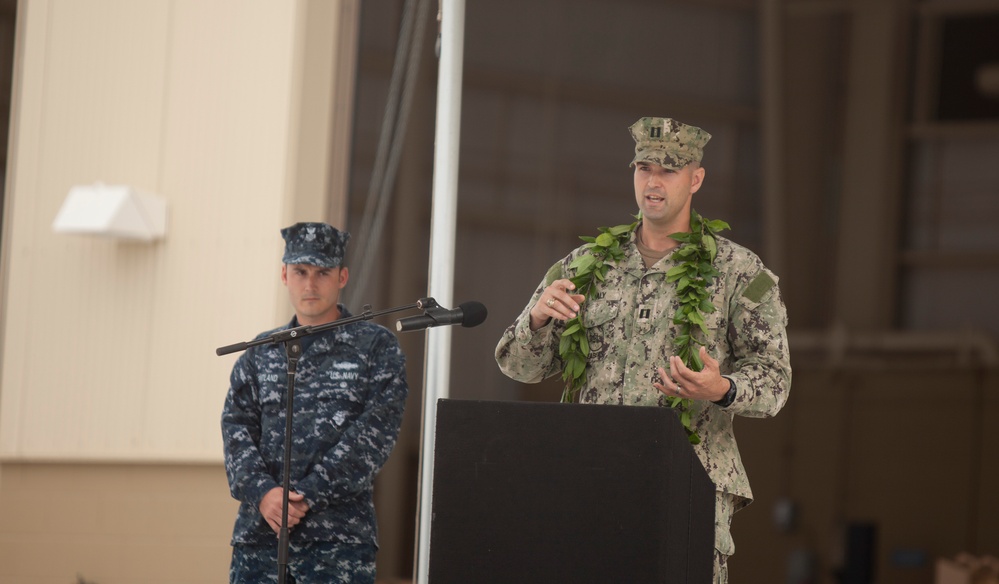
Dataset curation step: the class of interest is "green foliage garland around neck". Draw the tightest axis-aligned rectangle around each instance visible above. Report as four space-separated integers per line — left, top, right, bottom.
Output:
558 209 730 445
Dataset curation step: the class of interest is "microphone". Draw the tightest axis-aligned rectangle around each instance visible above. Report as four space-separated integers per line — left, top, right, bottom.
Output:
396 301 488 332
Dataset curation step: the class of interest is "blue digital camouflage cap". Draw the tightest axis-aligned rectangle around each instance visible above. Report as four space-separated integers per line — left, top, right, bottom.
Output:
280 222 350 268
629 117 712 170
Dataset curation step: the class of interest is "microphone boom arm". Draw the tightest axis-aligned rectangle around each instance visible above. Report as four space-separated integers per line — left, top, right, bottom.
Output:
216 298 436 356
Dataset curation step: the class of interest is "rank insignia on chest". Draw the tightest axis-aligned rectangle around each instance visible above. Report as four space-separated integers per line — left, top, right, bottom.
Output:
638 306 651 320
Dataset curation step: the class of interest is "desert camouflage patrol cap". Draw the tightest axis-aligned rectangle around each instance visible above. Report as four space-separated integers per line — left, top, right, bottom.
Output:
629 117 712 170
281 222 350 268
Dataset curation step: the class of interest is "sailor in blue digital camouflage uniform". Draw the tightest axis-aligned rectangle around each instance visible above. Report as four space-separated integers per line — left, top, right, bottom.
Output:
496 117 792 583
222 222 409 583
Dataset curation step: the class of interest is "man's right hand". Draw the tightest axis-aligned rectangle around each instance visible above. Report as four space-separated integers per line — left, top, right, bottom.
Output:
258 487 310 535
529 278 585 331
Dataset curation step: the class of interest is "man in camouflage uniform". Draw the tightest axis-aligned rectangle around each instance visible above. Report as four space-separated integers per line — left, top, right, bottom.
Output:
222 222 409 583
495 117 791 583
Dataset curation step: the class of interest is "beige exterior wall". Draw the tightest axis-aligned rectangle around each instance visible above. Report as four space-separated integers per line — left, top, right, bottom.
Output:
0 0 359 582
0 463 238 584
0 0 353 462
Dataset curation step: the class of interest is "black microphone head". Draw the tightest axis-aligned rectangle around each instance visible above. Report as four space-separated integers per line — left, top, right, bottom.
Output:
458 301 487 328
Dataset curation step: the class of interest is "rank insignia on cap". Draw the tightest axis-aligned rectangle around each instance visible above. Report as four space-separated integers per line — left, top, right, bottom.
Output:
629 116 711 170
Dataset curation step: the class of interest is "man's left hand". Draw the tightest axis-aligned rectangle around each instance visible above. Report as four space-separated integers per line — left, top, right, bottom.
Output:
654 346 729 402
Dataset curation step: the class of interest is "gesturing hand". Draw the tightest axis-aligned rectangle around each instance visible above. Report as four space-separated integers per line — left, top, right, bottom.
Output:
529 278 585 331
653 346 729 402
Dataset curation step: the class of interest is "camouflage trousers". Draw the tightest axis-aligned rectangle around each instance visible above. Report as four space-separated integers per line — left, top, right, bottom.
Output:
229 541 376 584
714 549 729 584
714 491 736 584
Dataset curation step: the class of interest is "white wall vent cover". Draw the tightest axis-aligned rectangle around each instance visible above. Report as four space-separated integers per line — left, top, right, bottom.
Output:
52 183 167 241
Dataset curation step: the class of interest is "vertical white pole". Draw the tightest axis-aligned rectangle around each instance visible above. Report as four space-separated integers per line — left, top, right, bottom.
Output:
414 1 465 582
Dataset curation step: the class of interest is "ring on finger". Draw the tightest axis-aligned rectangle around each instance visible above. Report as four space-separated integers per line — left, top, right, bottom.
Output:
546 297 555 308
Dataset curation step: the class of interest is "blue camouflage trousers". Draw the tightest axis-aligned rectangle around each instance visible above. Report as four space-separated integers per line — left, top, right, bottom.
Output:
229 542 376 584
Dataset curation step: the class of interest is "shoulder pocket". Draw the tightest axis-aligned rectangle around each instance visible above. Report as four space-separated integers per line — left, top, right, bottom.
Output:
741 270 777 307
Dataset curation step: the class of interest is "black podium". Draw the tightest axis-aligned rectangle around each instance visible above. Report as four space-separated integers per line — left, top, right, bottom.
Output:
428 399 715 583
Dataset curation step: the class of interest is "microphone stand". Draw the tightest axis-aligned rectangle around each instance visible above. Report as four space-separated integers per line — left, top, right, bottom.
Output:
216 298 435 584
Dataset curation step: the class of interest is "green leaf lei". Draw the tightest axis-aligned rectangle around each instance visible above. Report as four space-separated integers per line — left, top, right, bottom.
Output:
558 209 730 444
